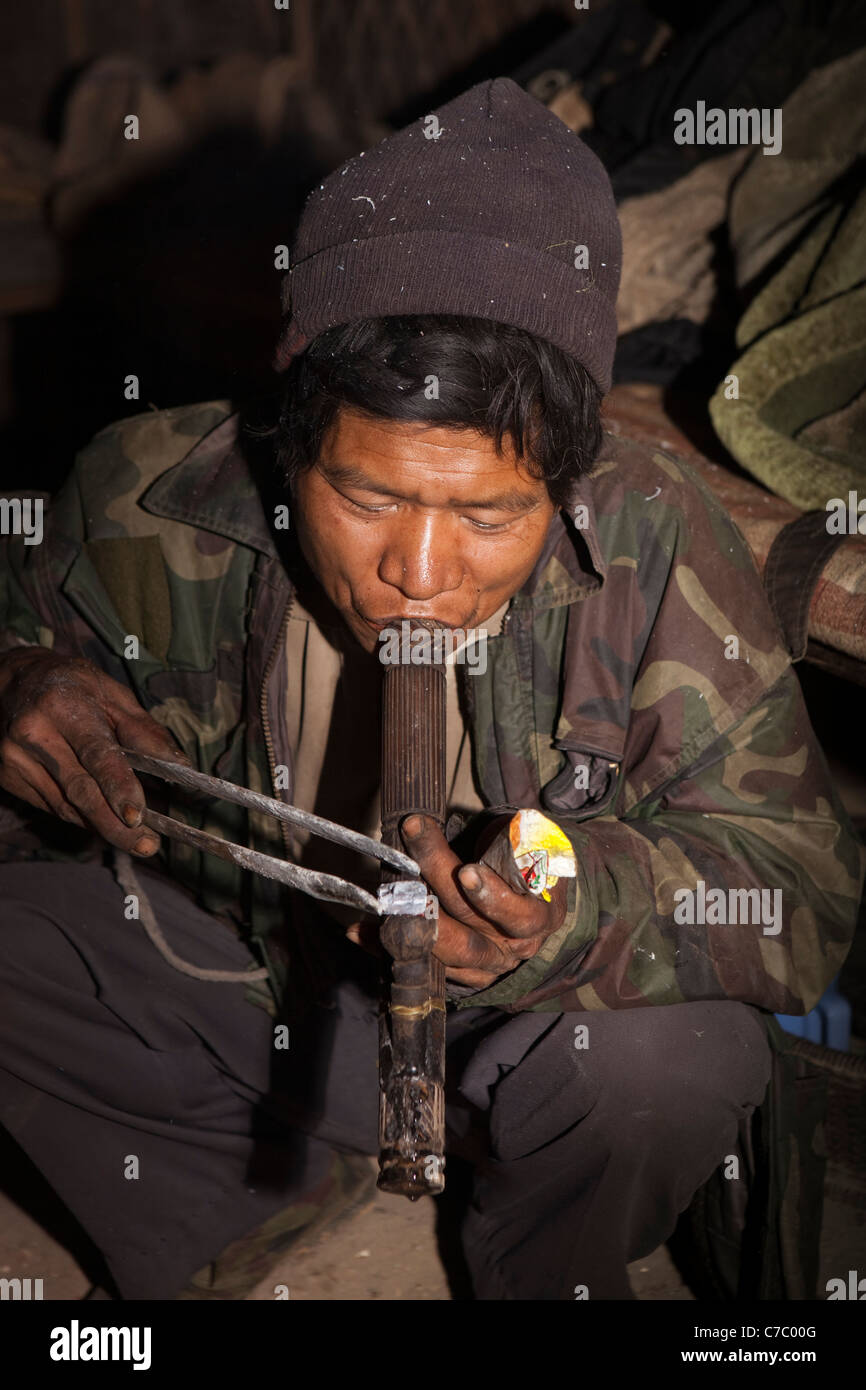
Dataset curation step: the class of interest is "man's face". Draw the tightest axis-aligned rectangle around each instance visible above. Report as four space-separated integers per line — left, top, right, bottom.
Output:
290 406 558 653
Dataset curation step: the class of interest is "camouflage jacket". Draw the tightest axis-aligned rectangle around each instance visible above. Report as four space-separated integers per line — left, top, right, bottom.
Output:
1 399 860 1017
1 399 863 1298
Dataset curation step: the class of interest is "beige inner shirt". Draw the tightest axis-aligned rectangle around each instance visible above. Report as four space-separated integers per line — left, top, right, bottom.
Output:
283 589 510 926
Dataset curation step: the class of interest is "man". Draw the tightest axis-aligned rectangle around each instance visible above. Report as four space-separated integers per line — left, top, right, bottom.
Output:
0 78 861 1302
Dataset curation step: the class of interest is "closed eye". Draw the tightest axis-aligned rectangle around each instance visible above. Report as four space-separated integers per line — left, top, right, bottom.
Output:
344 496 512 532
344 498 393 515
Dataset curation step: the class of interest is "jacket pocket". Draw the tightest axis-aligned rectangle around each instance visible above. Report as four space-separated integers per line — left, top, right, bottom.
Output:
61 544 165 676
540 743 622 821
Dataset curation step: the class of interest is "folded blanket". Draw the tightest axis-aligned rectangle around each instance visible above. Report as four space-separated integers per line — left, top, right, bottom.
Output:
709 48 866 512
604 384 866 665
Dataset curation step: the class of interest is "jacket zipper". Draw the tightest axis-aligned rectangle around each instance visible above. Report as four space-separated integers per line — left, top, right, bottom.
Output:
259 590 294 858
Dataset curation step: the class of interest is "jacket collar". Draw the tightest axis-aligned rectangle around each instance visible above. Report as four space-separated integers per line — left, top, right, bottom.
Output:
512 479 606 615
139 407 280 558
140 406 607 609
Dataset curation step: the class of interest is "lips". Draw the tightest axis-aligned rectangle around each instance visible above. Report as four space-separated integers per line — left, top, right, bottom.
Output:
363 615 459 632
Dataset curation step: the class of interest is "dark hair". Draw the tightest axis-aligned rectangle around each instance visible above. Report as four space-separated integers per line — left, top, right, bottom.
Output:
260 314 603 509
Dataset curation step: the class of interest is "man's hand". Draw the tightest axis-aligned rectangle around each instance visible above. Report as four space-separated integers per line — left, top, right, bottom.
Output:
399 812 569 989
0 647 193 857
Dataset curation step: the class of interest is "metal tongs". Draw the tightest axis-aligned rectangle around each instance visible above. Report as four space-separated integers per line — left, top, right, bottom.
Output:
121 750 431 919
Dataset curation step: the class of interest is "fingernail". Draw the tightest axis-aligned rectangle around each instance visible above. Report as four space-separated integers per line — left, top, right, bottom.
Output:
122 802 141 827
134 835 159 855
402 816 423 839
460 867 482 893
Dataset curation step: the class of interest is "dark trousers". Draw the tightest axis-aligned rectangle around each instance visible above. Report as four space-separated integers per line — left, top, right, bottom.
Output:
0 859 772 1300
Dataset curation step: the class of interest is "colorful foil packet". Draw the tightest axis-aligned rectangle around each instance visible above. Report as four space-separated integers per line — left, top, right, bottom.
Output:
481 809 577 902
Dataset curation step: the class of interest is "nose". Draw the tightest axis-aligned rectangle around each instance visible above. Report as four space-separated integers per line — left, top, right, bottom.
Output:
377 511 463 601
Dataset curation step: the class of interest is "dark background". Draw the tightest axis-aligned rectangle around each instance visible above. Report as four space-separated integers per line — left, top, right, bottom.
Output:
2 0 860 490
0 0 585 487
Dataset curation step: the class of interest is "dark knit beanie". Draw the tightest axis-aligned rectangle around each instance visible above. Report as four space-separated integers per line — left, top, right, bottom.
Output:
273 77 622 395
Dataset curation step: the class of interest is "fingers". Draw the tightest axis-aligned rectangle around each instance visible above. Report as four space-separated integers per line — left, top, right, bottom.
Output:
0 757 86 826
436 910 524 972
89 669 194 828
401 814 554 938
455 862 554 939
343 903 509 975
399 816 513 968
69 725 153 831
110 706 194 768
438 902 549 970
47 732 161 857
4 719 161 857
0 655 192 856
444 963 504 989
29 656 191 773
398 813 570 981
439 874 568 974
